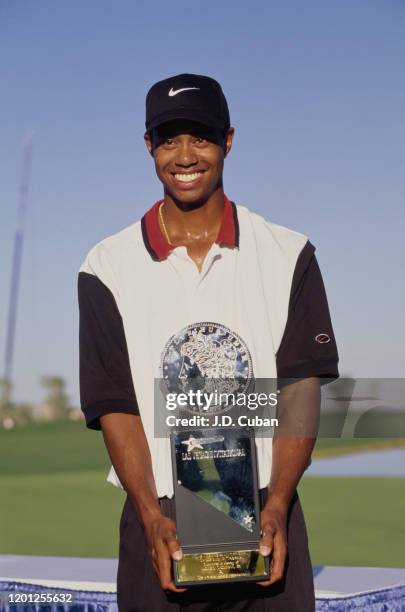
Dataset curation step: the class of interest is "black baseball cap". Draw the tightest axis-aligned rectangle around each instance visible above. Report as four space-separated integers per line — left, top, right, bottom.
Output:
145 73 230 133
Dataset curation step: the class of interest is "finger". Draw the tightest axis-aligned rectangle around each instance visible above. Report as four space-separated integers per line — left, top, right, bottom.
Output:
154 537 173 587
154 537 187 593
165 532 183 561
257 579 272 587
256 553 273 587
267 533 287 585
163 533 187 592
151 549 159 576
164 581 188 593
259 524 275 557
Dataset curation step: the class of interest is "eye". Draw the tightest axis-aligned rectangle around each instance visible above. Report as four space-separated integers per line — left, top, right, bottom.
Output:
163 138 176 148
194 136 208 146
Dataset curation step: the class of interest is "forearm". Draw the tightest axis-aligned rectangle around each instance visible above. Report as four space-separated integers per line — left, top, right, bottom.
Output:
265 377 321 511
266 437 316 512
100 412 184 591
100 413 161 524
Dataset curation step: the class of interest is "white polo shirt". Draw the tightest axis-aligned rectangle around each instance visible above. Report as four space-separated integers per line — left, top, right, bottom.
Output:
78 196 338 498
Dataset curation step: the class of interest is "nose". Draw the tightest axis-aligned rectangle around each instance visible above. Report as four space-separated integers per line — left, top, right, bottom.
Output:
175 139 198 167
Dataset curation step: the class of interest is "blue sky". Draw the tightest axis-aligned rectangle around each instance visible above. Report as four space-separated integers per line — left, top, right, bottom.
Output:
1 0 404 406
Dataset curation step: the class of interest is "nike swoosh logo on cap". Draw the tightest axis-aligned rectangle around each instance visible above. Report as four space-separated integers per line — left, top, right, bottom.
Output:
168 87 200 97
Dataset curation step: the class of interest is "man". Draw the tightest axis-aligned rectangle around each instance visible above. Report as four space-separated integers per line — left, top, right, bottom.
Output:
78 73 339 611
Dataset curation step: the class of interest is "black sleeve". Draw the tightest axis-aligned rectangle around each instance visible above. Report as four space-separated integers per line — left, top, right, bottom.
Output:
276 241 339 381
78 271 139 430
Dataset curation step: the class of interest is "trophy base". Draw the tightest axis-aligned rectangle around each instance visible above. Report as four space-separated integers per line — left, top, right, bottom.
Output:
174 549 269 586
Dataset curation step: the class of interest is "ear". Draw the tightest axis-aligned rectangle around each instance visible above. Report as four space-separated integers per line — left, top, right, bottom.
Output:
223 127 235 158
144 132 154 156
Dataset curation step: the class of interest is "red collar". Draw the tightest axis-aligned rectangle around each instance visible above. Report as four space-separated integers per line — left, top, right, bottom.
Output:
141 195 239 261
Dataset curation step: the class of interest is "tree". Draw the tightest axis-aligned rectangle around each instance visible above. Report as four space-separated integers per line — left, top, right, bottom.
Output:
0 377 12 409
40 375 71 420
0 378 33 427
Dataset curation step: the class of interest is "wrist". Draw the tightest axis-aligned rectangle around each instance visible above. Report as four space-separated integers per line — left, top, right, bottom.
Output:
263 491 290 516
130 497 162 527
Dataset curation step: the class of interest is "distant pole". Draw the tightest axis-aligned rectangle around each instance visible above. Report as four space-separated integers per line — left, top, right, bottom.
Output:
3 132 34 398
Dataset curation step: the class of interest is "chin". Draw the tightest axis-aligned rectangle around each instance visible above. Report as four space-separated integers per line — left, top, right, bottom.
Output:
165 187 211 209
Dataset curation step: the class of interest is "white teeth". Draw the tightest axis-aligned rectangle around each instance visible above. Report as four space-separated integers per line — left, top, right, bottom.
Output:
174 172 202 182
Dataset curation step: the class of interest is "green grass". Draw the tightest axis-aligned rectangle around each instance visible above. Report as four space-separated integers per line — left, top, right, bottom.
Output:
299 476 405 568
0 421 125 557
1 421 404 566
0 420 108 476
0 470 125 557
314 436 405 457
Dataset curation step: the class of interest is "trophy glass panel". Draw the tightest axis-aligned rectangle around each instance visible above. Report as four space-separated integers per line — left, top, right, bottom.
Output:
174 428 257 533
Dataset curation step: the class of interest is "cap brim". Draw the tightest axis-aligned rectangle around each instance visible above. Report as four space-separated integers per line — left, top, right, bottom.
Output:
146 108 226 132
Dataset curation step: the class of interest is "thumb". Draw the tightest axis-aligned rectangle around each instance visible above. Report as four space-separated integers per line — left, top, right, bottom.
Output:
165 533 183 561
260 525 274 557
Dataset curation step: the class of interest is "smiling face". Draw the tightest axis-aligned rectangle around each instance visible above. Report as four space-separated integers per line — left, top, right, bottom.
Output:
144 120 234 207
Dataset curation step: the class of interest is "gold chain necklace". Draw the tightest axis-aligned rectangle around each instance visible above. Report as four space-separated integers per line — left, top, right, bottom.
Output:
158 202 172 246
159 202 219 245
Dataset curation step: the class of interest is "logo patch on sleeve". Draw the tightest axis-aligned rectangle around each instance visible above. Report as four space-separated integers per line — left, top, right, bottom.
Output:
315 333 331 344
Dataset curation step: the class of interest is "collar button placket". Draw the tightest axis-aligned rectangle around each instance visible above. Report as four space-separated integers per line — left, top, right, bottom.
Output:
177 255 198 315
199 249 222 285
